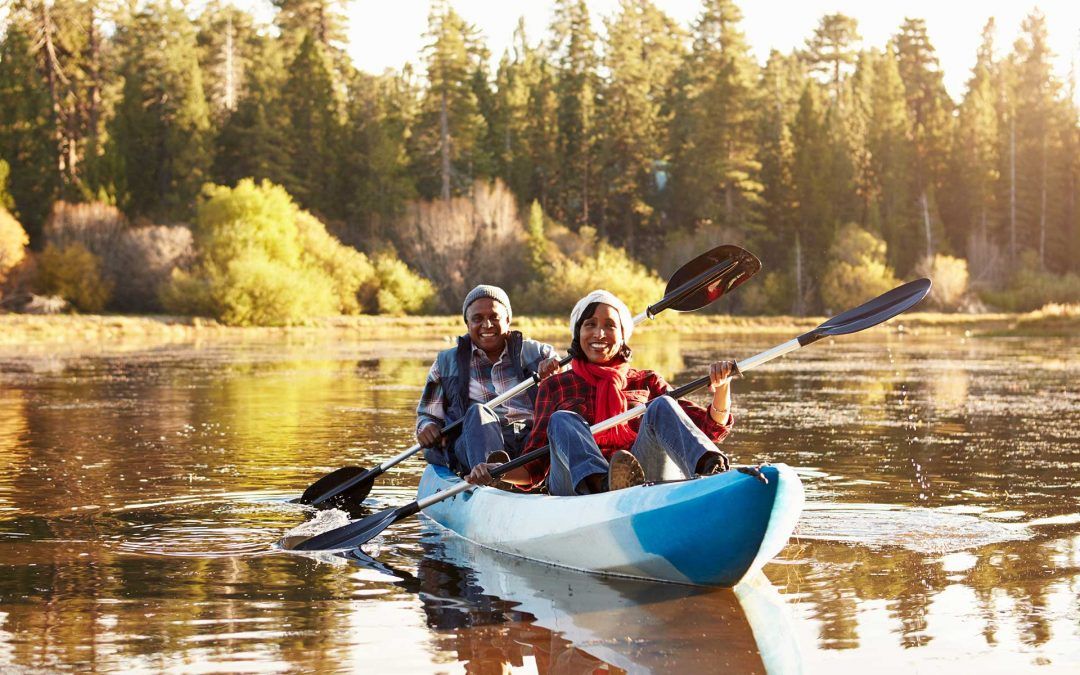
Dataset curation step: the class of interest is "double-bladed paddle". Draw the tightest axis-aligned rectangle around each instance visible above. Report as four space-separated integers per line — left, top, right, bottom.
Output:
295 244 762 509
286 278 932 552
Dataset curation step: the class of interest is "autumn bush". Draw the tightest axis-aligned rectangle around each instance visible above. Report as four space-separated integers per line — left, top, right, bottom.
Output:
516 205 665 316
392 179 526 311
371 251 437 315
36 243 113 312
0 206 29 288
164 179 433 325
981 251 1080 312
820 223 900 311
915 254 969 310
43 201 193 312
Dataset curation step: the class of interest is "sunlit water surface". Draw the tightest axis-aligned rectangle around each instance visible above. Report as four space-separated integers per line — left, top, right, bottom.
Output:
0 330 1077 672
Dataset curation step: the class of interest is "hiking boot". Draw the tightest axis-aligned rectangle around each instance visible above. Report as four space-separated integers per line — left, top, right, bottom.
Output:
608 450 645 491
695 451 731 476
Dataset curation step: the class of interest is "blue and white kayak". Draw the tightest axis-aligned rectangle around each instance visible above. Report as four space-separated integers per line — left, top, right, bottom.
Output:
416 462 804 587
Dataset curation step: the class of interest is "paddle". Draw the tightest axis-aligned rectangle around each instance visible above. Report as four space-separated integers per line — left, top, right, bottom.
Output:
286 278 932 552
295 244 762 509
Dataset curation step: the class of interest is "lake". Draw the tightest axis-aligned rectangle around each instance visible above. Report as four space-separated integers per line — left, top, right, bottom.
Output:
0 328 1077 672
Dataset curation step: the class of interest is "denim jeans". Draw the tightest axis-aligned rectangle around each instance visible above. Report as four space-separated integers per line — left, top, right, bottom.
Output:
424 403 529 473
546 396 720 496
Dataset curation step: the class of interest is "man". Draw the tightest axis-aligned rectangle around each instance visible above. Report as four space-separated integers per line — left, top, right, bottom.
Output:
417 284 561 474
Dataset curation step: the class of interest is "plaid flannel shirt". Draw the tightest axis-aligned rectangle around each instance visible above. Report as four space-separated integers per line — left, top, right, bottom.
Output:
416 341 557 433
521 367 733 487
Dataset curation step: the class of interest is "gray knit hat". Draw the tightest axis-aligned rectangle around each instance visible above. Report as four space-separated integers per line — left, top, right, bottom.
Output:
462 284 512 322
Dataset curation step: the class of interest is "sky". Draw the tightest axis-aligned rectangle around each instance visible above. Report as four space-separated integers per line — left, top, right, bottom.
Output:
343 0 1080 102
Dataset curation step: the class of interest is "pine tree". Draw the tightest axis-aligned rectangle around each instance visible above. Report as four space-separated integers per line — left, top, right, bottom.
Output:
804 13 860 103
948 19 1000 257
548 0 600 228
756 50 804 282
0 22 60 241
111 1 212 220
280 33 343 219
668 0 762 231
409 1 488 200
1009 11 1065 270
868 44 919 273
272 0 348 52
598 0 686 250
340 70 417 244
489 21 539 202
894 18 953 264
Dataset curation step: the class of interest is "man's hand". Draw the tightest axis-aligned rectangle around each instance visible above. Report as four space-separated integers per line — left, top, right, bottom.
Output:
537 356 562 379
465 462 498 486
417 422 442 448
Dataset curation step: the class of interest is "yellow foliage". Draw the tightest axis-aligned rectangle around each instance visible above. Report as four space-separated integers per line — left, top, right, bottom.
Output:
820 224 899 311
915 254 969 310
372 253 436 315
37 243 113 312
0 206 28 285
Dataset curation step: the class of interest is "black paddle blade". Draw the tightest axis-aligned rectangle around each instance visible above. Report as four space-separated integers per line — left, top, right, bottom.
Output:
286 502 418 551
660 245 761 313
800 278 932 346
296 465 373 506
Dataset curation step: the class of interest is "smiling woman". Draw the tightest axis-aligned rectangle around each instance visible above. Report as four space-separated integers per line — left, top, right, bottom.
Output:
485 289 741 496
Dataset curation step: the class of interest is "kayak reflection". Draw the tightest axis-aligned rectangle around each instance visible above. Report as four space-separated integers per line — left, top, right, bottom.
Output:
346 527 802 674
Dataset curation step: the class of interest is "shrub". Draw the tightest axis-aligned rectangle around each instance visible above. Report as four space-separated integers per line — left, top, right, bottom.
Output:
914 254 969 311
165 180 427 325
43 201 126 259
215 251 339 327
112 225 195 312
518 222 665 315
740 271 792 315
0 159 14 211
372 252 437 315
0 206 29 286
392 179 526 311
980 251 1080 311
820 224 900 311
36 243 113 312
296 210 374 315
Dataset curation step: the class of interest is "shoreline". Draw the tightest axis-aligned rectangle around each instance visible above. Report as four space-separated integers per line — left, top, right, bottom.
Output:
0 309 1073 353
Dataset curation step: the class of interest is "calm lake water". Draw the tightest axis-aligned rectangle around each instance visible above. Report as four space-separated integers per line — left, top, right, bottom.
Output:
0 328 1077 673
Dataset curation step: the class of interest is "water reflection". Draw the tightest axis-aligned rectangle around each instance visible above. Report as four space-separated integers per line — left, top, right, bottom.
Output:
348 527 797 675
0 332 1077 671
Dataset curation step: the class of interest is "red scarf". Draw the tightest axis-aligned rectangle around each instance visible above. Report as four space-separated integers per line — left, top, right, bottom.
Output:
571 357 638 450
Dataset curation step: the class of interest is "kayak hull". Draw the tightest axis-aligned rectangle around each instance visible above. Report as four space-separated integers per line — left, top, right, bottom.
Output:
416 462 804 587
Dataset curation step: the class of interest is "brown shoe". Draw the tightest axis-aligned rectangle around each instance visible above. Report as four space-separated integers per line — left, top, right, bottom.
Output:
608 450 645 491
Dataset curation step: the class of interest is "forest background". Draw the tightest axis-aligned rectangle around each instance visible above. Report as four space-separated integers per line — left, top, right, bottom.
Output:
0 0 1077 326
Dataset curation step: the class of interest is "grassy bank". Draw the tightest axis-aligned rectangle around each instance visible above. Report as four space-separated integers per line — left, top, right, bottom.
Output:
1 307 1074 354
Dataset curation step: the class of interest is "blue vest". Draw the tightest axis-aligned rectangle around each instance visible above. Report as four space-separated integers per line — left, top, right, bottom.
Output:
436 330 546 426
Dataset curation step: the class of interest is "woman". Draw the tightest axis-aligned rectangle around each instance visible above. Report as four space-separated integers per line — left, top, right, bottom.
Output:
466 289 736 495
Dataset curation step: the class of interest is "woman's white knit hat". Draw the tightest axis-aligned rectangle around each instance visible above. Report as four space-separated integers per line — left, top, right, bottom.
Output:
570 290 634 343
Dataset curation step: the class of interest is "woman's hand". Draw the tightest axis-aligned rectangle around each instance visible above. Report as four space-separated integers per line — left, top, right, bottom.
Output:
465 462 498 486
708 360 737 390
537 356 562 379
708 360 736 424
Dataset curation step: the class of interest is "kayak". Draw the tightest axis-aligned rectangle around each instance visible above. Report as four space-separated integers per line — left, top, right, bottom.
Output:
416 462 804 587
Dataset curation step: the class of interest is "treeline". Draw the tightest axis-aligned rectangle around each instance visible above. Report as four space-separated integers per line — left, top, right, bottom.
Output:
1 0 1078 320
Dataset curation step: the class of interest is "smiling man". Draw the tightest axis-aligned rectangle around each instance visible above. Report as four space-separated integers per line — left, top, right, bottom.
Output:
416 285 561 475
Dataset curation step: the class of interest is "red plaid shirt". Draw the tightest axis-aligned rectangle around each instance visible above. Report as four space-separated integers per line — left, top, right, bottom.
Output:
522 367 733 486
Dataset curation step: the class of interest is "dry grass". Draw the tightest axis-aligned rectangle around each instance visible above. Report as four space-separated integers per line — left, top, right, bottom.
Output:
1 307 1061 355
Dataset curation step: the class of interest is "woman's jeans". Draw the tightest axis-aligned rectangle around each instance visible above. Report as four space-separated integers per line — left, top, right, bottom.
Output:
546 396 719 496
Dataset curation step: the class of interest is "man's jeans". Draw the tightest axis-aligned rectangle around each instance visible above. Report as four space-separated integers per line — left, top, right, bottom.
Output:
547 396 719 496
424 403 529 473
